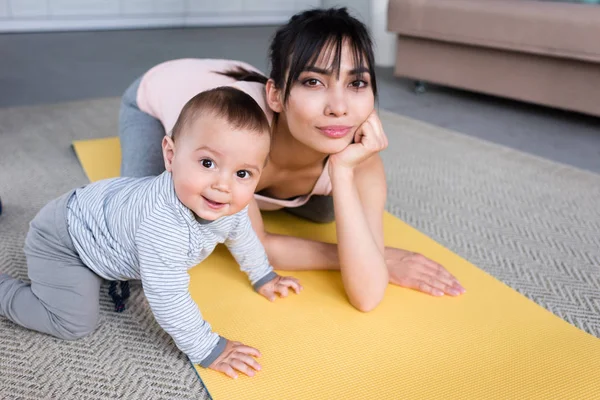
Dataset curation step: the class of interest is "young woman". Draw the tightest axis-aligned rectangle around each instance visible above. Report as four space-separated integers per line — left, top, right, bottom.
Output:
118 8 465 311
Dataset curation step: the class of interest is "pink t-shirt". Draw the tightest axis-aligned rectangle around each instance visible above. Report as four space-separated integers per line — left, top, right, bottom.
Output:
136 58 332 210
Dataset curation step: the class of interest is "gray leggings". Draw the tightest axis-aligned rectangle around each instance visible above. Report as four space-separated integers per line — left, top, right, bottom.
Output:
0 191 103 340
118 78 335 223
119 77 167 178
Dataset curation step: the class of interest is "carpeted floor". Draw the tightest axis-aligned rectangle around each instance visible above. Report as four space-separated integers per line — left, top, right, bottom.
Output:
0 98 598 399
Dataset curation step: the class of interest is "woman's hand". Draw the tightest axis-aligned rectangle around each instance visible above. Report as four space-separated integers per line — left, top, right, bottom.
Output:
208 339 262 379
385 247 466 296
329 110 388 172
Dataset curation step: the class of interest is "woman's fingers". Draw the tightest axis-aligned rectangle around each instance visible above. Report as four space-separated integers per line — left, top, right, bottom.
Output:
416 255 465 292
417 272 463 296
355 117 372 145
365 112 388 152
416 280 446 297
387 249 466 296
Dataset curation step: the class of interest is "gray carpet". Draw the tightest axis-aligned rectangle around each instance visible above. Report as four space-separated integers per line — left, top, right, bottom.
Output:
0 98 599 399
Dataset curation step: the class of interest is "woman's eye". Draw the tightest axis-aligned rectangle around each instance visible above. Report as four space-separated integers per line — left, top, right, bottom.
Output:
303 78 322 87
201 159 214 169
350 80 368 89
237 170 251 179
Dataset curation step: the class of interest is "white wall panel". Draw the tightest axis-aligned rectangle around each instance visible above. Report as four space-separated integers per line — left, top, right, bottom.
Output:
154 0 186 15
0 0 9 18
10 0 48 17
120 0 154 15
246 0 295 13
187 0 244 14
0 0 319 32
49 0 120 16
296 0 321 11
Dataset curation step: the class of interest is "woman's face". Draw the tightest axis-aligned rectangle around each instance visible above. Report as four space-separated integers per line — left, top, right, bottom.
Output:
275 42 375 155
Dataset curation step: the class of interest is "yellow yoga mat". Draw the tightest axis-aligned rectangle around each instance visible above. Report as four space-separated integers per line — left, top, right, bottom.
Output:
73 137 600 399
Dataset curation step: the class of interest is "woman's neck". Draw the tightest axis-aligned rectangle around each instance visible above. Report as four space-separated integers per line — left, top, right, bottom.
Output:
269 116 327 170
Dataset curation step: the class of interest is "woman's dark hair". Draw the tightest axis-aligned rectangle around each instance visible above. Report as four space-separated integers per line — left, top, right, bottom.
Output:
219 7 377 104
217 66 268 85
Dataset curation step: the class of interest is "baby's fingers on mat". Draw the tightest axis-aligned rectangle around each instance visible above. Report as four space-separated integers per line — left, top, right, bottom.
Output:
216 363 238 379
276 285 289 298
285 277 303 293
234 344 261 357
230 359 257 377
233 353 262 372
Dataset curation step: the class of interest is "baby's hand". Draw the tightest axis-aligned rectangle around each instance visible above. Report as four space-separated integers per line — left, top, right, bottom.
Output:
258 275 302 302
208 339 261 379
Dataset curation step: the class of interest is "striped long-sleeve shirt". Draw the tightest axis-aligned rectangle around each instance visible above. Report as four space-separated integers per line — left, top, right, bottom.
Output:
65 171 276 366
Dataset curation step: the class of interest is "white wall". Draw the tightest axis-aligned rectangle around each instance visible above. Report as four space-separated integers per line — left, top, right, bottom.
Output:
322 0 396 67
322 0 369 23
0 0 322 32
369 0 396 67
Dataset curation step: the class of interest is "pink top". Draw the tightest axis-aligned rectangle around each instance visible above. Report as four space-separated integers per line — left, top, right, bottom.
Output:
137 58 332 211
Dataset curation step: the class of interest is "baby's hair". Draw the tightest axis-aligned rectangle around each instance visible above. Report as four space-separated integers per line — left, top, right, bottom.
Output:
170 86 270 141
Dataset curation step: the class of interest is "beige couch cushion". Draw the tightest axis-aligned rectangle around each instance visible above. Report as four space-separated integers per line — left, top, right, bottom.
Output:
388 0 600 62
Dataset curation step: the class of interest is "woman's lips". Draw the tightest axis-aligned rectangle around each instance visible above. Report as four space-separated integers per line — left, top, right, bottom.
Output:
317 125 352 138
202 196 226 210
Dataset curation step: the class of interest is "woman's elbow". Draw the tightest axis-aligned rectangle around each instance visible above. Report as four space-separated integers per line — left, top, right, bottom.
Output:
347 272 388 312
349 289 386 313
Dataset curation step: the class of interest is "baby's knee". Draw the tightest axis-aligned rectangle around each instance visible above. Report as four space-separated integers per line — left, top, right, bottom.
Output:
59 323 97 340
56 310 99 340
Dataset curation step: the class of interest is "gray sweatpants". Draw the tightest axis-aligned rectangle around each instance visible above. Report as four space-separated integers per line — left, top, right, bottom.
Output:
0 191 103 340
118 77 335 223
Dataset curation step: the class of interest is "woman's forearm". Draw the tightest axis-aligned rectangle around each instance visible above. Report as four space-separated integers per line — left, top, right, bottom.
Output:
251 183 388 311
330 167 388 312
263 233 339 270
248 198 340 271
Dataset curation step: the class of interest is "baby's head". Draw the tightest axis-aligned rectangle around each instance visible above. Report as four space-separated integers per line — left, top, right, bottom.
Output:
162 87 271 221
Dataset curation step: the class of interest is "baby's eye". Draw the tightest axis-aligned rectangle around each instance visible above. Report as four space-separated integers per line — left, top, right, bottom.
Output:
237 170 251 179
200 159 214 169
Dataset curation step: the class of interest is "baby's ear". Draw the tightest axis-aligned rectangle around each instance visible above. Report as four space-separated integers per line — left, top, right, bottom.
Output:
162 135 175 172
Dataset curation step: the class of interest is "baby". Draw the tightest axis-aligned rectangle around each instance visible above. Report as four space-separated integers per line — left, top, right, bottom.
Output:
0 87 301 379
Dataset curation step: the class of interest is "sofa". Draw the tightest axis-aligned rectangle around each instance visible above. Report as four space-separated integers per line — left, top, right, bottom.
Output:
387 0 600 117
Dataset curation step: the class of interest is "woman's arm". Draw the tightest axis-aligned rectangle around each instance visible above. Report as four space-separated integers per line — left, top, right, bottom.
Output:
325 112 390 311
329 153 388 311
249 198 464 299
247 199 339 270
249 192 386 312
248 112 464 306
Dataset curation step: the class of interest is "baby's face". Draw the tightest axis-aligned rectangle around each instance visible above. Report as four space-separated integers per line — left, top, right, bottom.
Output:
165 113 270 221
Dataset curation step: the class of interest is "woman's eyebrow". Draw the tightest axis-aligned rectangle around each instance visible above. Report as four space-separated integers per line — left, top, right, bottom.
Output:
301 66 370 76
349 66 370 75
302 66 331 75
